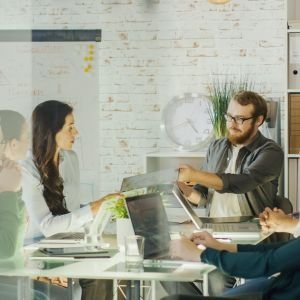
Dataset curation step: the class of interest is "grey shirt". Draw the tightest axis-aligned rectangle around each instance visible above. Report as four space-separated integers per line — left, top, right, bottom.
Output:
194 131 284 216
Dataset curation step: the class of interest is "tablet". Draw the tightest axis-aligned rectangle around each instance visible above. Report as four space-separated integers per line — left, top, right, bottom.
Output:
39 246 112 258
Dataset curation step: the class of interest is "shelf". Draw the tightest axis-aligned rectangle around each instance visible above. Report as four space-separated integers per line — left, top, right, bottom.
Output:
287 154 300 158
146 151 206 158
287 89 300 93
288 29 300 33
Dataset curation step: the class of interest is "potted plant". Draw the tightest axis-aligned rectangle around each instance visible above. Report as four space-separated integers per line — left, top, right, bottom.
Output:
208 78 254 138
108 198 134 251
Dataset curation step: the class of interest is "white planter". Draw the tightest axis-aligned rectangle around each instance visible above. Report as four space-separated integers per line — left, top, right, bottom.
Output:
116 218 134 252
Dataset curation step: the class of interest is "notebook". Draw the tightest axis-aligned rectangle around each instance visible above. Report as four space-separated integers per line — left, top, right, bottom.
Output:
125 193 173 260
172 183 261 239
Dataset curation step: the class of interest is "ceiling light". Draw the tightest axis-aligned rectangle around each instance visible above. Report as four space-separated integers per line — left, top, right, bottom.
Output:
208 0 231 4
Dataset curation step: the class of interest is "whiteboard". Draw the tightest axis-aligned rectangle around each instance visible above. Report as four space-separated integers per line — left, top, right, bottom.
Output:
0 39 99 204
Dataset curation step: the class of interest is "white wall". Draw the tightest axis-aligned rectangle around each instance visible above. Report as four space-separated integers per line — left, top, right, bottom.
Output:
0 0 286 195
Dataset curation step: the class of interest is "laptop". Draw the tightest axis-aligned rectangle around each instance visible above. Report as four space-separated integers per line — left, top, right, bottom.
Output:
125 193 173 260
120 168 178 192
172 183 261 239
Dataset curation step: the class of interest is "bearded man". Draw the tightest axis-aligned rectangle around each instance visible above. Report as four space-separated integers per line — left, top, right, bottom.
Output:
178 90 284 217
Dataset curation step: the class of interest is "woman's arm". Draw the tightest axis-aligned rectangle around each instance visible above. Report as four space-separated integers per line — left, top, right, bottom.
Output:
21 162 93 238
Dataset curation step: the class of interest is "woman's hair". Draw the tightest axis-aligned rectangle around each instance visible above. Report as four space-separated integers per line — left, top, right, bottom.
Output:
32 100 73 216
0 110 25 156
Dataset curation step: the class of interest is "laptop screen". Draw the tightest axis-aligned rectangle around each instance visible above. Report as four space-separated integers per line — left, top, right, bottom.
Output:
172 183 203 230
121 169 178 192
125 193 171 259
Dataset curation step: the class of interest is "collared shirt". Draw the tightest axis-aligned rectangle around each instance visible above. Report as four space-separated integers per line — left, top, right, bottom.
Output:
21 150 93 243
194 131 284 216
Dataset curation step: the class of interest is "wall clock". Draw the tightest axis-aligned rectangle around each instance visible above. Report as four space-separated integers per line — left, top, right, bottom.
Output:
161 93 213 151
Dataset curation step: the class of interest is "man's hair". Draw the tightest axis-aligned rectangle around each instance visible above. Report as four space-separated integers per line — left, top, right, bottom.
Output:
232 91 268 123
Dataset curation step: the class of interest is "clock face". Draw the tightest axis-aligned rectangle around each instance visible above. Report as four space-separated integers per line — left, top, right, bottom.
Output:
161 94 213 151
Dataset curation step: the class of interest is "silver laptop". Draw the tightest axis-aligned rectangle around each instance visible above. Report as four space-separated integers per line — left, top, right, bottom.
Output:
172 184 261 239
120 168 178 192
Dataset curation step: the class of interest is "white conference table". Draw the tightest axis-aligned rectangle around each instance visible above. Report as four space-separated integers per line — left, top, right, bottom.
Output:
0 222 269 300
0 249 216 300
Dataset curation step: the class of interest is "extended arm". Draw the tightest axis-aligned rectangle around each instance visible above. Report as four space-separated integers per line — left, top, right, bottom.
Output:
201 238 300 278
21 163 93 238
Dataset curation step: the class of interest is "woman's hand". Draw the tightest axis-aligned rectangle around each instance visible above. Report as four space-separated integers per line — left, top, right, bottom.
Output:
90 193 123 217
170 236 203 262
0 159 21 192
259 207 298 234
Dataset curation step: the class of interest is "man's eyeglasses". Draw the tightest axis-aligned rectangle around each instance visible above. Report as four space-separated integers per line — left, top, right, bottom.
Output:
224 113 256 125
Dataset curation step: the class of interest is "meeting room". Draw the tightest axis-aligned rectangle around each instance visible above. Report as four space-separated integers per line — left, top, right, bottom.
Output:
0 0 299 299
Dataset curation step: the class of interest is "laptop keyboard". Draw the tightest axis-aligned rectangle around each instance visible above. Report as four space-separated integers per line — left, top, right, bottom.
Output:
46 232 84 240
203 223 259 232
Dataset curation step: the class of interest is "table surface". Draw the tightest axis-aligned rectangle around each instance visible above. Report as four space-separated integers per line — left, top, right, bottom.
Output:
0 222 269 282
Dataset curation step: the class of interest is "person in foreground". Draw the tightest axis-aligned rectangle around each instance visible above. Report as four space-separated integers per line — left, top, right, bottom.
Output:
177 91 284 218
21 100 122 300
167 208 300 300
0 110 28 261
0 110 49 300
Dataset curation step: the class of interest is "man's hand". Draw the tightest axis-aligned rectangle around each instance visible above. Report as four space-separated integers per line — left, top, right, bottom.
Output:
177 181 202 206
178 164 198 183
191 231 237 252
259 207 298 234
191 231 219 249
170 236 203 262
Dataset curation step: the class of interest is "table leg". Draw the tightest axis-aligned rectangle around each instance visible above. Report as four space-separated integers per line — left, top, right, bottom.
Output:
126 280 140 300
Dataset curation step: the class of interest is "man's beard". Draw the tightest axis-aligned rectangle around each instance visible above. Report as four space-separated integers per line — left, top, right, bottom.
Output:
227 122 256 145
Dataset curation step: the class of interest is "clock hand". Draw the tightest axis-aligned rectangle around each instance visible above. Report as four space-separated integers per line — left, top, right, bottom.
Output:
186 118 199 134
172 121 189 128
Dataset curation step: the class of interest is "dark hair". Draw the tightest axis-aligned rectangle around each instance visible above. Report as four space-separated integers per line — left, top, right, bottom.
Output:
0 110 25 143
233 91 268 123
32 100 73 216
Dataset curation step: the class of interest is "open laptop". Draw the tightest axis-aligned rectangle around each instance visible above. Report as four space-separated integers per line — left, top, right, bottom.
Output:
125 193 173 260
120 168 178 192
172 183 261 239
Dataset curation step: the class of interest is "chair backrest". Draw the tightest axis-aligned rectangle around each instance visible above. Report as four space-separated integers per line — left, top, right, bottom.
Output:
275 195 293 214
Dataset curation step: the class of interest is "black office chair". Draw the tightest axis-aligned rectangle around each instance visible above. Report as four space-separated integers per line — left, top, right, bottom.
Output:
274 195 293 214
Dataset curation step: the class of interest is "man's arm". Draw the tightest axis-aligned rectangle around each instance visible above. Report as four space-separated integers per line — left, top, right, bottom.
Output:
178 164 224 191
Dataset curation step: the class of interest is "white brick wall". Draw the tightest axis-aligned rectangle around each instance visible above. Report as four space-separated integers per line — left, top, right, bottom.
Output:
0 0 286 195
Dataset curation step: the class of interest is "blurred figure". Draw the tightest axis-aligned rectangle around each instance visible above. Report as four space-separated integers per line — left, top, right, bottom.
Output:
0 110 47 300
0 110 29 261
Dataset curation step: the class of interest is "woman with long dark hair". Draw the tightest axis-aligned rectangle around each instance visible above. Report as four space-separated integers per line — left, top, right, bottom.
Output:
22 100 119 300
